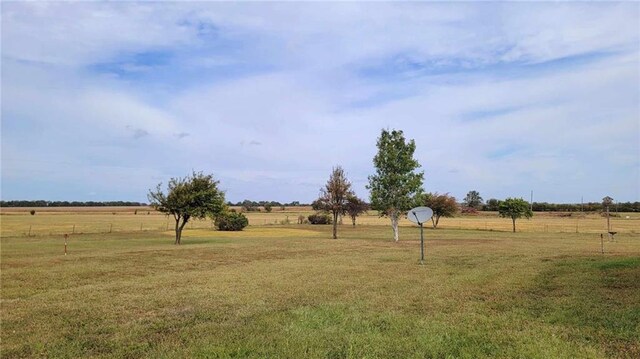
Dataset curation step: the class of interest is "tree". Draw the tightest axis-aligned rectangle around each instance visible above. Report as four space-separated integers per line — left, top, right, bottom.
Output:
498 197 533 233
484 198 500 211
148 171 226 245
315 166 354 239
464 190 483 209
417 192 457 229
345 195 368 226
367 129 424 242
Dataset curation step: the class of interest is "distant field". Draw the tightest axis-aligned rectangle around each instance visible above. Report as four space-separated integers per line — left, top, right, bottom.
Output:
1 206 638 237
1 223 638 358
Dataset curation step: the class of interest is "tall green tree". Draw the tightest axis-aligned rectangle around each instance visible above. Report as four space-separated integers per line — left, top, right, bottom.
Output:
464 190 483 209
367 129 424 242
315 166 354 239
148 171 226 245
498 197 533 233
417 192 458 229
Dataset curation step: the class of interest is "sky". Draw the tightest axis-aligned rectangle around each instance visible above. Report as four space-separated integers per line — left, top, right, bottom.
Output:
1 2 639 204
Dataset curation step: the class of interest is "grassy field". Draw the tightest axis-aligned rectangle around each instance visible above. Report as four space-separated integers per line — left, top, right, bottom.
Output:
1 210 639 358
1 206 638 237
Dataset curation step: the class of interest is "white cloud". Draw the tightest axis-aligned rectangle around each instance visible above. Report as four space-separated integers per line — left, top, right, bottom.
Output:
1 2 638 202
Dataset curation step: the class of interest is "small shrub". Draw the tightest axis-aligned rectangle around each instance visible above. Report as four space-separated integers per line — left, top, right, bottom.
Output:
308 213 332 225
134 210 138 215
30 210 36 215
216 212 249 231
265 204 273 213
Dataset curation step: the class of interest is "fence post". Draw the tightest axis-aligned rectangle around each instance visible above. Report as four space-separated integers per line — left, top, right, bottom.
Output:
28 225 32 236
72 225 75 234
109 223 113 233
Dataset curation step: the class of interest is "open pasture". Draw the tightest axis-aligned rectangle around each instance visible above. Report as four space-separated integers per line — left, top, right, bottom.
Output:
1 215 639 358
1 206 638 237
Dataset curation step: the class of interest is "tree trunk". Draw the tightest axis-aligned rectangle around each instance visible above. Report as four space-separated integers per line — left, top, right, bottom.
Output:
174 219 181 245
177 219 188 244
332 212 338 239
351 216 356 227
512 217 516 233
174 216 189 245
434 215 440 229
390 213 399 242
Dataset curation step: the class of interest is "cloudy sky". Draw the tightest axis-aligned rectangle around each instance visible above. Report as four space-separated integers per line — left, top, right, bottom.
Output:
2 2 639 204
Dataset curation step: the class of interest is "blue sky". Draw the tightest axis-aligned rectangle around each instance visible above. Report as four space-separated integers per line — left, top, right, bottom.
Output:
2 2 639 204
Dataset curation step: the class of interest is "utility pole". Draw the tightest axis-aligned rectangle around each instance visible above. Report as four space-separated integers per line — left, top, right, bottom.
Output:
602 196 613 234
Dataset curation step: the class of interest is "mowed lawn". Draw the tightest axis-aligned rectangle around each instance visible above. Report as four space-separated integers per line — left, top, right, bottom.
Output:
1 225 639 358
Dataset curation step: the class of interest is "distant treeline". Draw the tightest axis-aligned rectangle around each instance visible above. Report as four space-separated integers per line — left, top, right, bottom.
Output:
0 200 147 207
482 199 640 212
228 200 310 208
2 199 638 212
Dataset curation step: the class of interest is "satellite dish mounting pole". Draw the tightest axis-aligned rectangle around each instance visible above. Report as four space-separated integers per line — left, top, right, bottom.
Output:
408 207 432 266
420 221 424 265
413 211 425 265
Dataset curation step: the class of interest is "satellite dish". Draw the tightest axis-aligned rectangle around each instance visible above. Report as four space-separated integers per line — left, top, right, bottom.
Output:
407 206 433 225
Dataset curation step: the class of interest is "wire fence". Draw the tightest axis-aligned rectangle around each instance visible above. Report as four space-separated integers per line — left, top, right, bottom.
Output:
1 211 638 238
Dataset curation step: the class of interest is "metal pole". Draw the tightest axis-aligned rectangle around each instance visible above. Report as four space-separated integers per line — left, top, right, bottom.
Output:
420 222 424 265
530 190 533 211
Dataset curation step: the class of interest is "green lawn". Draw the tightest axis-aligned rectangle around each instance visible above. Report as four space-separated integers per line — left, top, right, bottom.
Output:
2 225 639 358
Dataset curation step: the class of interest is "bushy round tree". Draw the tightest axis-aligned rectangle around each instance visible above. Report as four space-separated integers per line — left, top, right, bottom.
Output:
416 192 457 229
498 197 533 232
148 171 226 244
